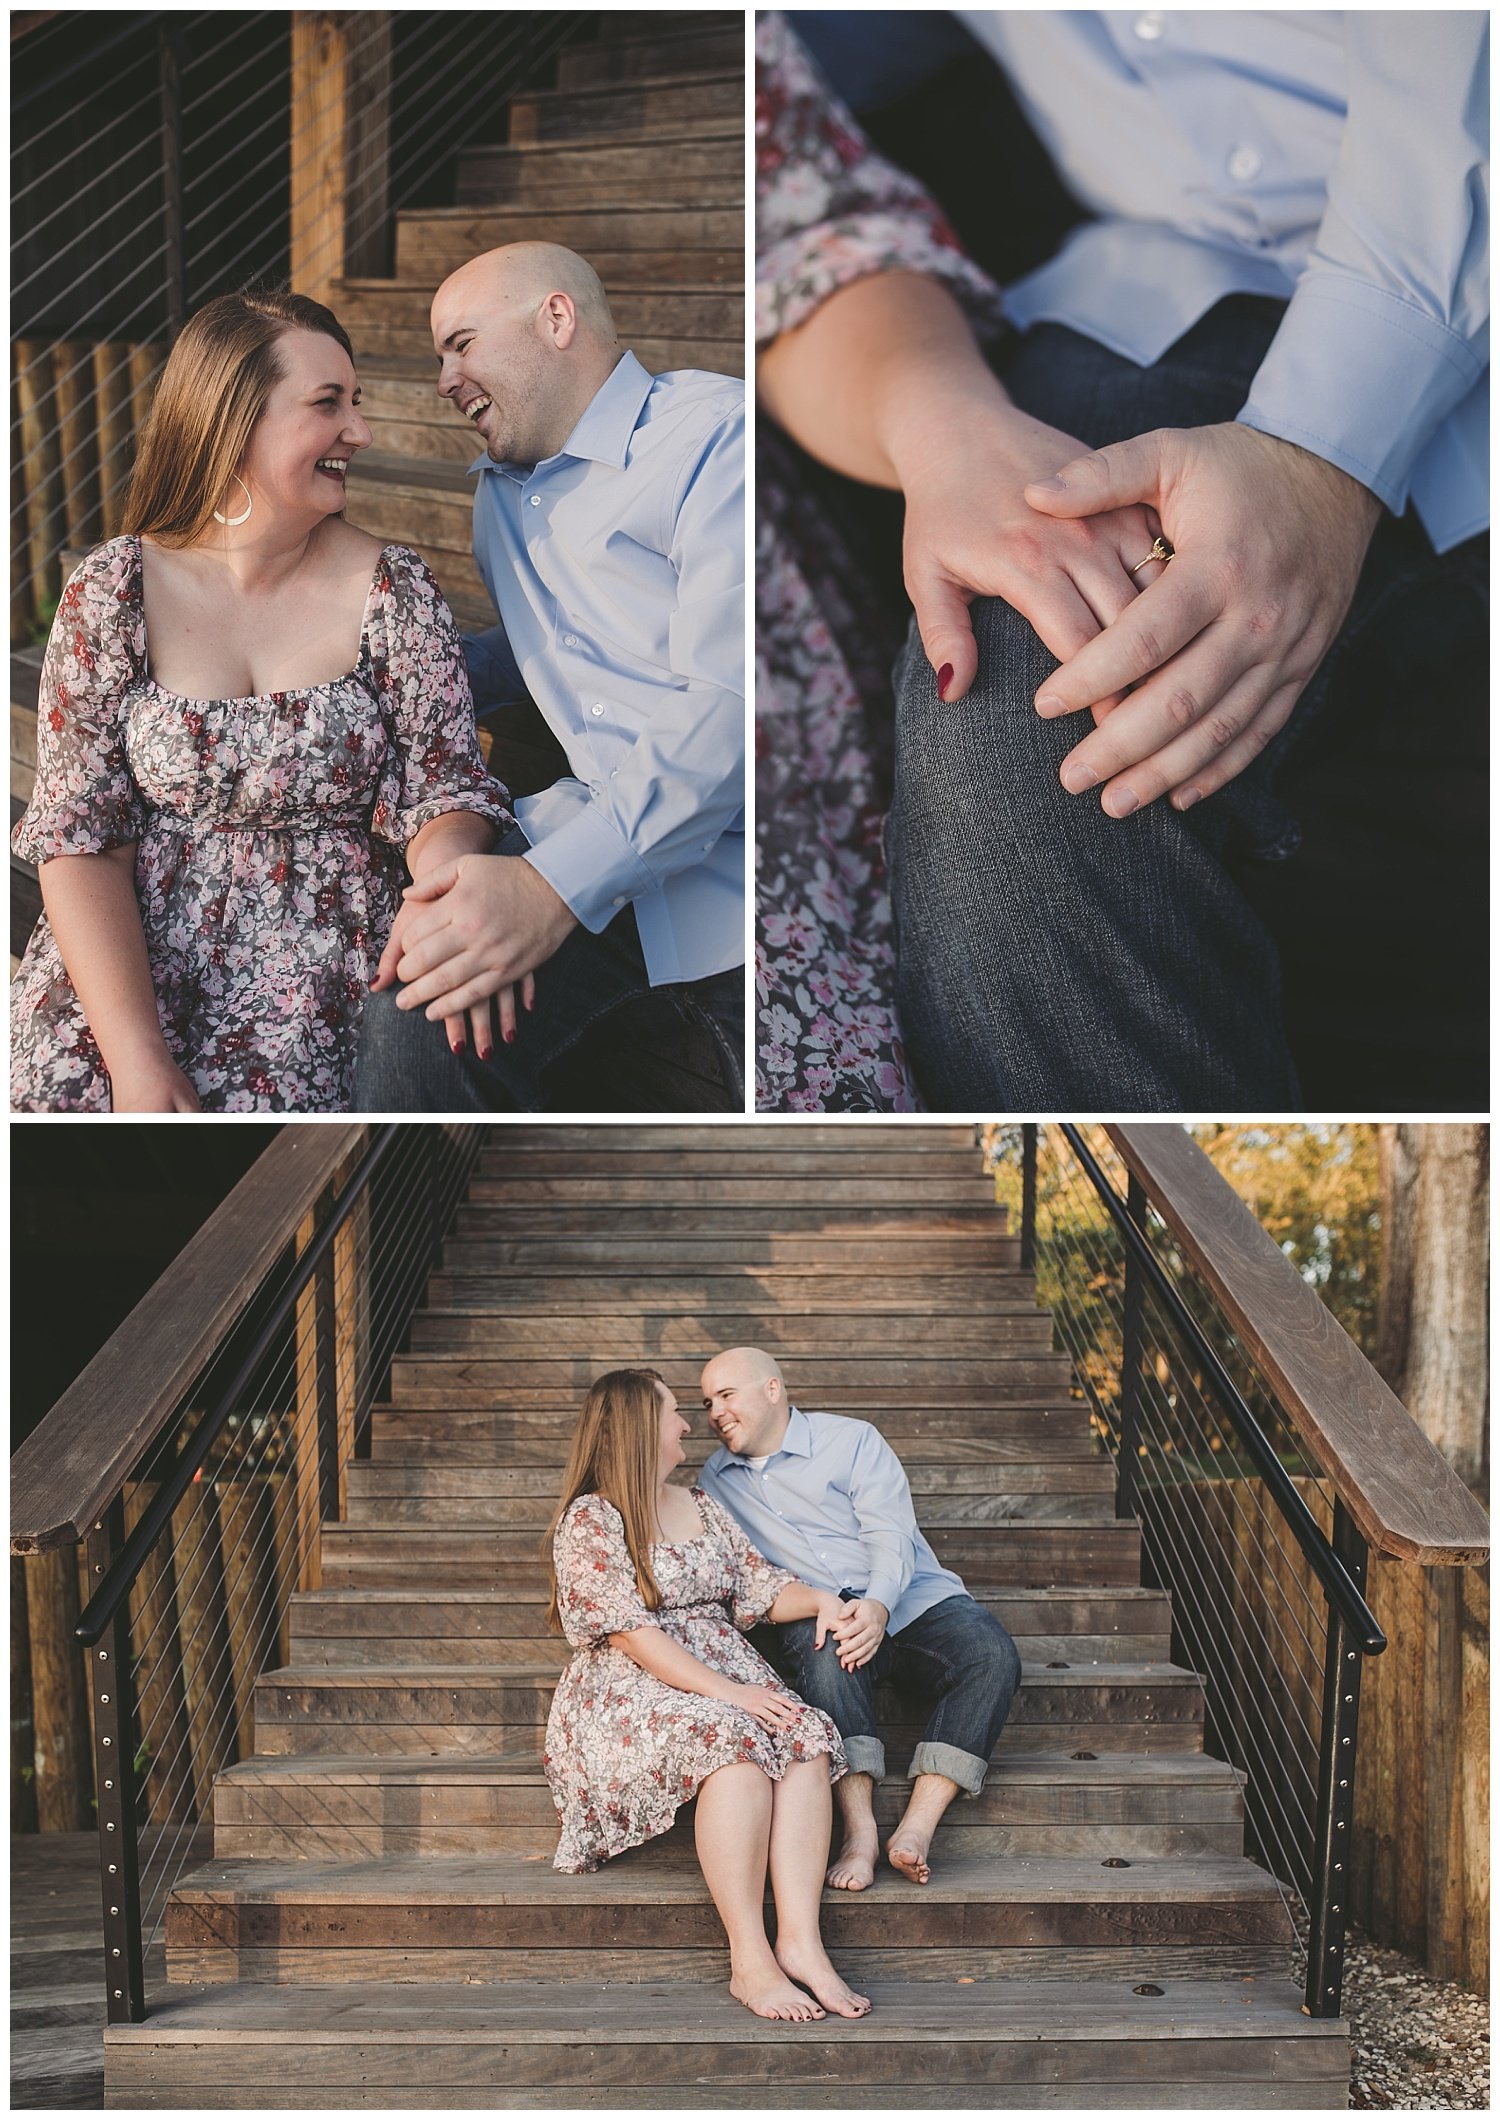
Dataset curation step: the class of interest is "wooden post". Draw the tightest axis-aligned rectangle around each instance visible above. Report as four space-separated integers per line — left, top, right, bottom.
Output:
124 1480 196 1827
216 1473 276 1761
13 338 64 624
294 1192 332 1590
92 342 134 538
26 1543 93 1830
12 371 35 644
11 1556 38 1831
170 1484 237 1819
332 1127 369 1504
52 341 100 549
127 343 164 451
290 13 393 306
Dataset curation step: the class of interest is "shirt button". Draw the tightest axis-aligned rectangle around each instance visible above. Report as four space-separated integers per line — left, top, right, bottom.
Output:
563 633 580 648
1227 145 1262 182
529 494 541 507
589 703 605 718
611 894 626 908
1133 11 1165 38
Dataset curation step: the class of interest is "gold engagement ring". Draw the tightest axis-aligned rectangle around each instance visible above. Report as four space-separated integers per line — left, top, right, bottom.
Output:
1129 535 1175 576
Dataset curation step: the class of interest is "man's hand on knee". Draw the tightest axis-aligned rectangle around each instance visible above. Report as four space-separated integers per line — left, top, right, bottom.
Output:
830 1597 888 1670
375 853 578 1019
1025 423 1382 816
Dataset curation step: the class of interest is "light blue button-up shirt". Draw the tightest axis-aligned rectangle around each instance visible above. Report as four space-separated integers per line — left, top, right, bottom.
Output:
465 350 745 984
952 10 1489 552
699 1406 968 1635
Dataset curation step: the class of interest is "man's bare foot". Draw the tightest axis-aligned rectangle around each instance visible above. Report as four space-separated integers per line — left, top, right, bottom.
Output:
826 1828 879 1891
886 1825 934 1884
729 1962 827 2021
774 1941 873 2018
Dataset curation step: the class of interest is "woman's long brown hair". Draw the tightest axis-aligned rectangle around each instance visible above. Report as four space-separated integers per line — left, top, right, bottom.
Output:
544 1368 668 1634
121 288 354 548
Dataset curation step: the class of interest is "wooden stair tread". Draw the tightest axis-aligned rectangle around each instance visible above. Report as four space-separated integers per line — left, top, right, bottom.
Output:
169 1851 1288 1909
108 1973 1338 2043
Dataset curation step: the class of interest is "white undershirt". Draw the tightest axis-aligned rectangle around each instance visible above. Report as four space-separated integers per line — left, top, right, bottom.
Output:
745 1454 774 1473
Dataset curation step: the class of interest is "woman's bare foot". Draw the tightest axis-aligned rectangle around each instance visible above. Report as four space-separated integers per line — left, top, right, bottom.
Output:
729 1958 827 2022
774 1941 873 2018
885 1824 934 1884
826 1825 879 1891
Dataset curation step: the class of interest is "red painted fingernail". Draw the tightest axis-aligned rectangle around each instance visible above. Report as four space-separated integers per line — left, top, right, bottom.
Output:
477 1044 492 1061
369 977 381 991
451 1035 466 1054
936 663 953 701
504 1027 516 1045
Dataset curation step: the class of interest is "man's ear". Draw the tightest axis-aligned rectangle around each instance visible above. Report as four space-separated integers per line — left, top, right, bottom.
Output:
541 291 577 350
766 1375 782 1404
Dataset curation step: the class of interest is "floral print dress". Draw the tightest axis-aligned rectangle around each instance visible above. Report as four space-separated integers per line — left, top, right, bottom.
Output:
545 1488 846 1875
11 536 512 1112
755 12 1006 1111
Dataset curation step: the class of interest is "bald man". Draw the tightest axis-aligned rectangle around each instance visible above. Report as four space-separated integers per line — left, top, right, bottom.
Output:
355 243 744 1112
699 1347 1021 1890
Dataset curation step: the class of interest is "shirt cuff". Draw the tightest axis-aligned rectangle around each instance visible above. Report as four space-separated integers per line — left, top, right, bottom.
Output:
863 1577 900 1620
521 797 657 934
1237 275 1488 516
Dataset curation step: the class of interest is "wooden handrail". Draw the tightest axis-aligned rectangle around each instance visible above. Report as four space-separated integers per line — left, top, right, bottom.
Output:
1107 1124 1490 1568
10 1125 365 1557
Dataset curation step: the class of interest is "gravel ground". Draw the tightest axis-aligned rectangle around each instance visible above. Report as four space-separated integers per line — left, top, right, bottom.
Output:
1342 1929 1489 2109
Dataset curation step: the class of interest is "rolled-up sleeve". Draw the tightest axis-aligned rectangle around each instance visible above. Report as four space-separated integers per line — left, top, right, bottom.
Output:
755 10 1006 350
1238 13 1489 519
521 405 745 934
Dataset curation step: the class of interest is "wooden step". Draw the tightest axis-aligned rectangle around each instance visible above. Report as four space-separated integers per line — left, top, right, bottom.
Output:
107 1975 1344 2108
286 1587 1173 1668
509 71 744 145
366 1409 1093 1466
467 1175 992 1205
403 1309 1055 1354
557 22 746 90
474 1144 983 1177
250 1660 1199 1758
394 203 742 283
473 1124 978 1150
162 1852 1293 1985
214 1749 1243 1860
445 1224 1015 1262
423 1270 1033 1310
388 1354 1076 1401
332 278 744 363
342 1465 1115 1530
318 1522 1142 1592
455 132 742 210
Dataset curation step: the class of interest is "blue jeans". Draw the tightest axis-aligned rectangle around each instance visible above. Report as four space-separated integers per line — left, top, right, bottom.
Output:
352 823 743 1112
886 295 1489 1110
759 1593 1021 1795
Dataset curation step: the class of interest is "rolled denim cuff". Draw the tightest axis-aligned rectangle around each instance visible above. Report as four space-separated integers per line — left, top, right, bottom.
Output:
841 1734 885 1781
908 1739 988 1798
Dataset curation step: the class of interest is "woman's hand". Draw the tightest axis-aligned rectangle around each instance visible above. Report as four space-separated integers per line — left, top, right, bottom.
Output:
108 1049 202 1111
373 874 536 1060
810 1589 853 1653
722 1681 802 1734
899 406 1167 709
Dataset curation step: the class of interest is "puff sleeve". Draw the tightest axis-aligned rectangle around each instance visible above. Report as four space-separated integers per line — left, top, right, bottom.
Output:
12 539 148 864
366 543 514 849
698 1491 798 1633
553 1496 659 1650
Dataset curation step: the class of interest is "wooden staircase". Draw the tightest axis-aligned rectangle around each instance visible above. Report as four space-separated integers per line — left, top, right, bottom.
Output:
104 1125 1350 2107
332 9 744 636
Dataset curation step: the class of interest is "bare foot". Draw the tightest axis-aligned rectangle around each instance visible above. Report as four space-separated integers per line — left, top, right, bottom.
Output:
775 1941 873 2018
826 1829 879 1891
886 1825 933 1884
729 1963 827 2022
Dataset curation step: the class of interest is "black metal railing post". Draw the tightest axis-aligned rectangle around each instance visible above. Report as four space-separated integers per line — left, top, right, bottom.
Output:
86 1497 145 2023
1117 1171 1145 1521
314 1230 341 1521
157 22 187 340
1305 1498 1368 2017
1019 1124 1037 1270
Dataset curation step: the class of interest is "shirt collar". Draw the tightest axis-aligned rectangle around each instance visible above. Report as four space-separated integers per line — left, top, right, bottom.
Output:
468 349 654 478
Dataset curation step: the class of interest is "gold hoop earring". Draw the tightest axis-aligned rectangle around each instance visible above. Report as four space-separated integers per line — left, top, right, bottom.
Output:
213 474 253 527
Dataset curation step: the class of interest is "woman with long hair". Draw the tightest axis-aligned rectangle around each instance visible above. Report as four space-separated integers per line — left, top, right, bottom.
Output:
11 288 518 1111
544 1366 872 2024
